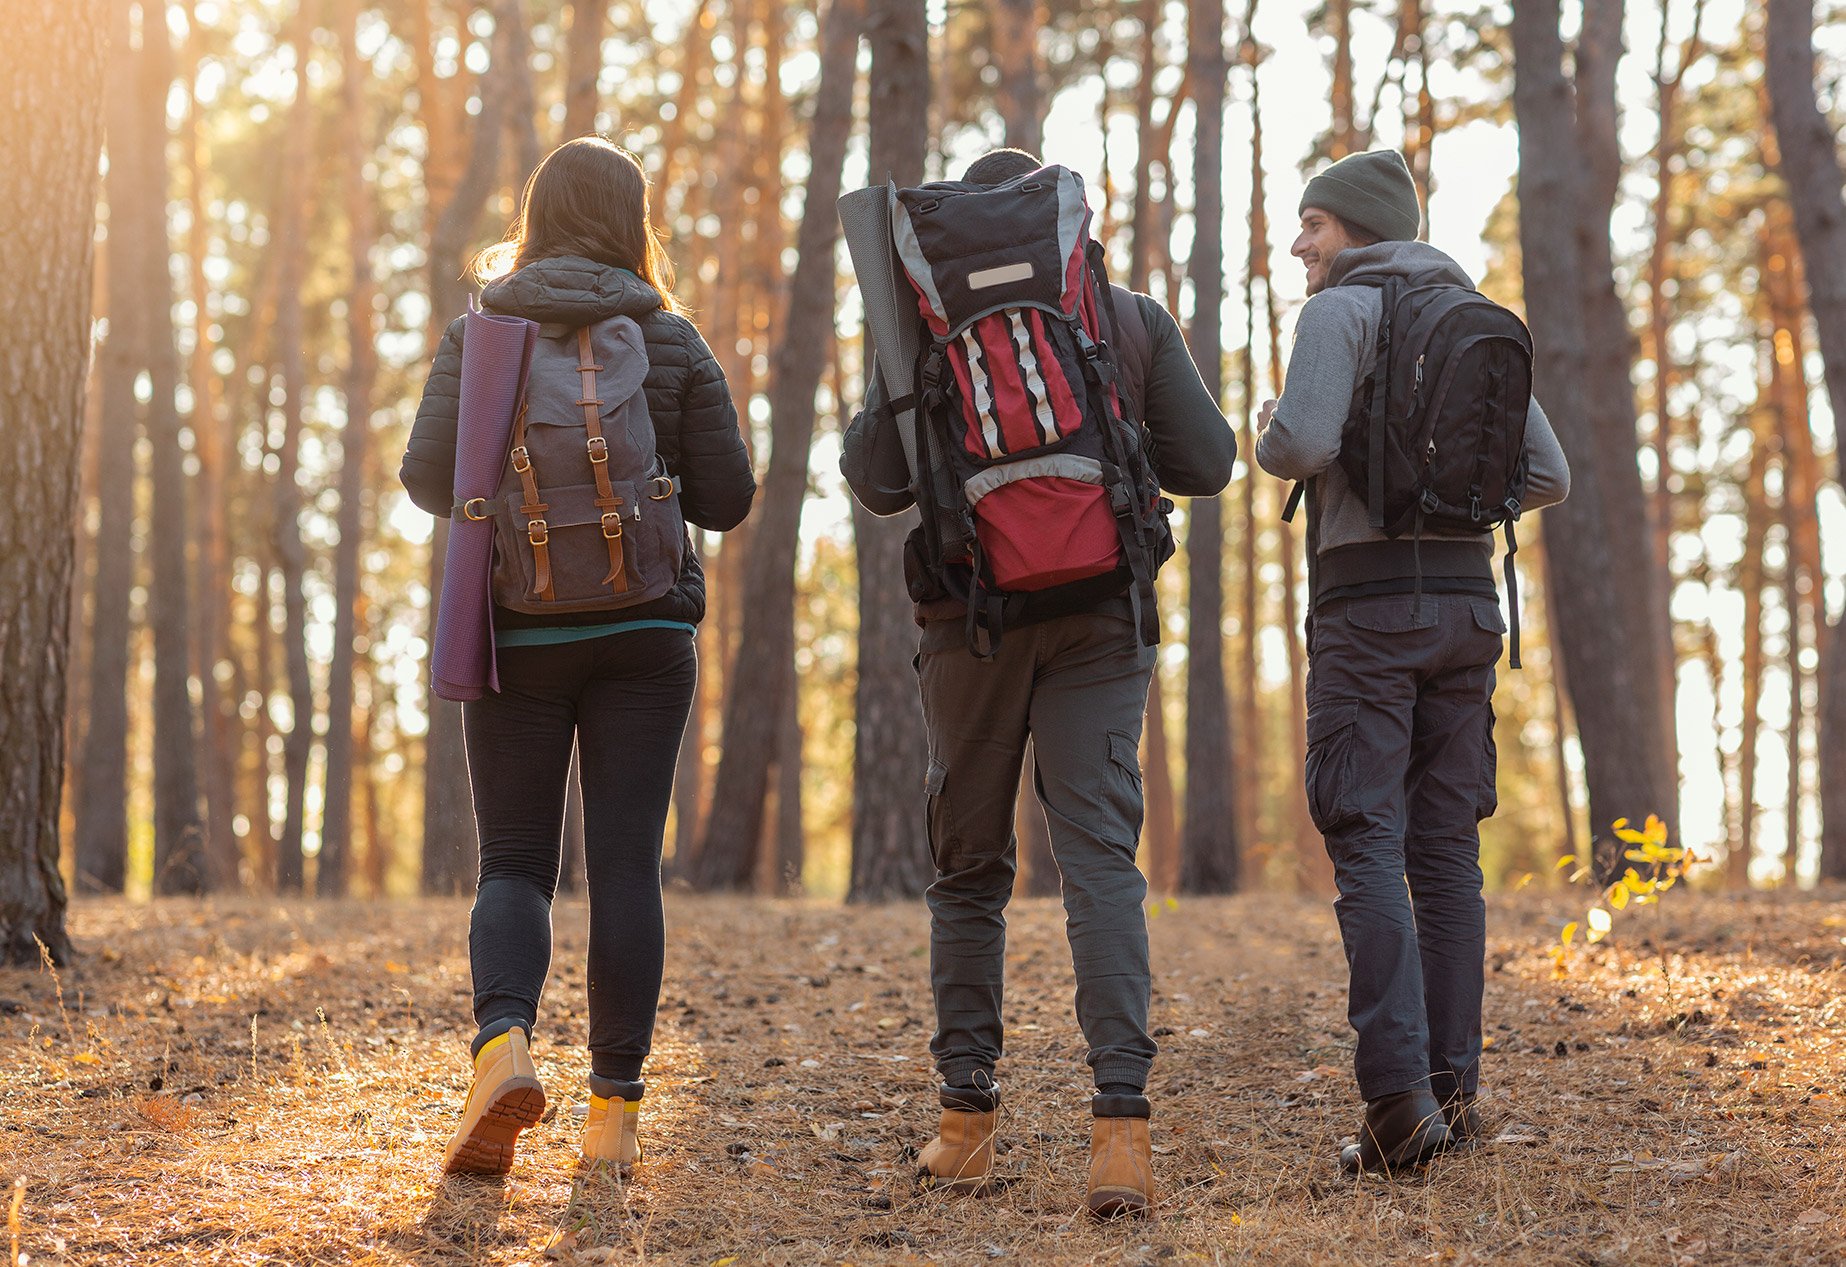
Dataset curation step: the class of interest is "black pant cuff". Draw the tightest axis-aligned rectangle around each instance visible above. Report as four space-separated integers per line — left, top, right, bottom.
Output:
1091 1092 1152 1120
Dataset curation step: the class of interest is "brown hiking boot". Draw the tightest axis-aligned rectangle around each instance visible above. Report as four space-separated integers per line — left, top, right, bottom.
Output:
1339 1088 1452 1176
442 1028 546 1176
1086 1093 1155 1219
918 1084 1000 1193
581 1076 644 1172
1441 1091 1483 1147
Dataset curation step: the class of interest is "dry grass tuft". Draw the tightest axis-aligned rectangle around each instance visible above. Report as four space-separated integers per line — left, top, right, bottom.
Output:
3 891 1846 1264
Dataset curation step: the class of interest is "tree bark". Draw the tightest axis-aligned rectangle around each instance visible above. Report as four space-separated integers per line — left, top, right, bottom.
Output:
138 0 209 896
992 0 1043 155
1765 0 1846 881
695 0 858 889
1015 747 1058 897
1511 0 1672 879
1179 0 1239 894
773 654 804 894
560 0 606 140
321 0 380 897
1732 401 1771 889
1573 0 1680 835
75 0 143 896
422 3 508 895
848 0 934 902
2 0 106 962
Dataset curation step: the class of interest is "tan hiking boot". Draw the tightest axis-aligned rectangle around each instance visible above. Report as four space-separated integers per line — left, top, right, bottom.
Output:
918 1084 1000 1193
1086 1094 1155 1219
581 1093 642 1171
442 1028 546 1176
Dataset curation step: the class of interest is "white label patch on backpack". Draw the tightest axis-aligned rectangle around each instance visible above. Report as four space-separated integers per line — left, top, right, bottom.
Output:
968 261 1034 290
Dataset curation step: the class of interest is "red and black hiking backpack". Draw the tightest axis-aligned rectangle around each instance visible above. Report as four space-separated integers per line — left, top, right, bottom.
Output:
889 165 1168 656
1284 271 1535 665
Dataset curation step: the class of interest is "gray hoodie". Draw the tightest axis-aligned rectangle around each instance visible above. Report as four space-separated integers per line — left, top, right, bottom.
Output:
1255 240 1570 571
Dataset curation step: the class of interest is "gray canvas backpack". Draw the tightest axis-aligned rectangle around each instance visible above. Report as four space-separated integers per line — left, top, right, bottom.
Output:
475 316 685 613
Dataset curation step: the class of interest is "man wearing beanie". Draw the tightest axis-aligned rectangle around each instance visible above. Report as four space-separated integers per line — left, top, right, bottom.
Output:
1255 150 1571 1174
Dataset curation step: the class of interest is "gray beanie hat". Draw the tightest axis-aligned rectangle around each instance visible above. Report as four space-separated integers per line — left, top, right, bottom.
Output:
1299 150 1421 242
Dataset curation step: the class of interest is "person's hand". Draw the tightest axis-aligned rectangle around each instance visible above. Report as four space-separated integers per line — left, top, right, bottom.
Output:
1258 398 1278 430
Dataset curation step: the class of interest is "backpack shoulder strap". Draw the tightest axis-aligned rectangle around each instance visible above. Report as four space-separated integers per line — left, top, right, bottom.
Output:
1104 283 1152 422
1365 276 1400 530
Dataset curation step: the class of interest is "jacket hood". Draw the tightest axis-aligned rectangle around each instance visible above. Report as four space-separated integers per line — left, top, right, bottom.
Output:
480 255 663 325
1326 240 1474 291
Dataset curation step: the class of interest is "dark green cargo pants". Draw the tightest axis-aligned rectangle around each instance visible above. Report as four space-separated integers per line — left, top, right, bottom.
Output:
916 607 1158 1091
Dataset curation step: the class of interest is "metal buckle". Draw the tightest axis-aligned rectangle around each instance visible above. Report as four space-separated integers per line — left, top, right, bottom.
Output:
648 475 676 501
462 497 490 521
601 511 623 540
511 446 531 474
587 436 608 464
526 519 548 546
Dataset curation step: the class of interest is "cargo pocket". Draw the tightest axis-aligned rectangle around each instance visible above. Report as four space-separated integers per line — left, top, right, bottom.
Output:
1304 699 1361 833
1106 730 1145 838
1476 706 1499 821
924 758 956 873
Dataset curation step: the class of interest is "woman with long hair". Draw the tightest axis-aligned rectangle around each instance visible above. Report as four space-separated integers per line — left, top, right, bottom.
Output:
400 136 755 1177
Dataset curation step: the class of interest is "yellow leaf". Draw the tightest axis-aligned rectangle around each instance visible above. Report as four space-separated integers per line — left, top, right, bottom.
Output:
1555 855 1577 870
385 961 409 974
1586 908 1612 943
1609 884 1630 910
712 1258 738 1266
1561 921 1579 946
1615 827 1648 846
1165 896 1178 911
1612 817 1630 832
73 1051 101 1066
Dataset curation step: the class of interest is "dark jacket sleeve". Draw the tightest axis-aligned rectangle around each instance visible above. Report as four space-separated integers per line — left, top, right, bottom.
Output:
840 356 916 516
399 316 466 517
1135 295 1237 497
659 317 755 532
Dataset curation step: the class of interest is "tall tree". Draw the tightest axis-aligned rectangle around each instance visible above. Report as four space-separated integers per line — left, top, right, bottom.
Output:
1765 0 1846 880
560 0 606 140
3 0 107 960
138 1 209 895
321 0 380 896
1573 0 1680 830
1179 0 1239 893
695 0 860 890
992 0 1044 154
1511 0 1672 876
74 0 144 896
422 2 508 895
848 0 934 902
271 3 318 893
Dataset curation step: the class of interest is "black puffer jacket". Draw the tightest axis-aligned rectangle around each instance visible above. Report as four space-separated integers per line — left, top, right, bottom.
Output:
400 256 756 628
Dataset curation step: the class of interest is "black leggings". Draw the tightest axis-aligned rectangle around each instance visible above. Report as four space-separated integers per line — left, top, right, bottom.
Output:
461 627 696 1083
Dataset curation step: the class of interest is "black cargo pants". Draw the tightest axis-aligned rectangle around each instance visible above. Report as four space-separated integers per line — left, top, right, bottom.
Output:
1305 592 1504 1104
917 608 1158 1092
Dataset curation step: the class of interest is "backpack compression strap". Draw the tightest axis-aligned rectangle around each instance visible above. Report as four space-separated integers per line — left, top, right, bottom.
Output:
577 327 630 595
508 397 555 602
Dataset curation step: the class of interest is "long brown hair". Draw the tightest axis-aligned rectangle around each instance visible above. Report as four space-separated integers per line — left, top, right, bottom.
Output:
471 136 682 313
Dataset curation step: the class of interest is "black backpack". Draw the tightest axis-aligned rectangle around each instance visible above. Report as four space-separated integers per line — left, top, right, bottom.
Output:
1285 271 1534 666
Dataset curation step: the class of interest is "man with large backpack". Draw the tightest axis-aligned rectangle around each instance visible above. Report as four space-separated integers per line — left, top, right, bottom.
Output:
1255 150 1570 1174
840 148 1234 1217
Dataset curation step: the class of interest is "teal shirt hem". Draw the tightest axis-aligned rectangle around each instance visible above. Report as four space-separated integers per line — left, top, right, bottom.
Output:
494 619 696 648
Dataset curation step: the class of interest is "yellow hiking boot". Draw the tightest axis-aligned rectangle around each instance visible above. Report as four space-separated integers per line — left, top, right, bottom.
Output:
1086 1094 1155 1219
581 1077 644 1172
441 1027 546 1176
917 1084 1000 1193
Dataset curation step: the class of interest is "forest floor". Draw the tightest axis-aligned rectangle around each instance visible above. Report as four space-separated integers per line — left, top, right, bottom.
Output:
4 891 1846 1266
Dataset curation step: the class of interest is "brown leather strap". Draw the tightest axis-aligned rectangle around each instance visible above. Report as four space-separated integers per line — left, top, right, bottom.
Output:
509 398 554 601
577 326 629 593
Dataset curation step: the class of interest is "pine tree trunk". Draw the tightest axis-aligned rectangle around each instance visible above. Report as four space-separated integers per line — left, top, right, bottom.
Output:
848 0 934 902
1573 0 1680 837
1765 0 1846 881
560 0 606 139
422 5 509 895
773 656 804 894
1179 0 1238 894
1015 748 1058 897
75 0 142 896
272 6 318 894
2 0 106 962
321 0 379 897
695 0 857 890
992 0 1043 155
137 3 208 896
1733 408 1771 889
1141 661 1178 891
1511 0 1674 879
